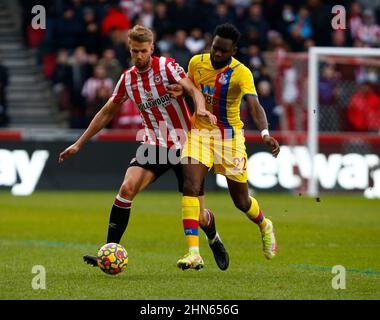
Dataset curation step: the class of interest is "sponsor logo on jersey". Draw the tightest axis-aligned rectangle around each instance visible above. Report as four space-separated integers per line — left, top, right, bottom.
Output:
137 94 171 111
200 84 216 95
144 89 154 101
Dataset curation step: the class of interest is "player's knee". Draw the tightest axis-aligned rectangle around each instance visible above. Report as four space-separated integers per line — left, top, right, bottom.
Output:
183 179 202 197
119 180 138 200
233 197 251 213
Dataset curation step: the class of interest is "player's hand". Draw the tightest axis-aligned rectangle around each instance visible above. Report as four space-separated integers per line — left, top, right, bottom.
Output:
263 135 280 158
197 109 217 125
167 84 183 98
58 144 80 163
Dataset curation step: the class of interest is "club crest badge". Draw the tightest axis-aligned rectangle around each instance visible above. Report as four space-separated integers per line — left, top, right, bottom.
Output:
154 74 162 84
219 73 229 85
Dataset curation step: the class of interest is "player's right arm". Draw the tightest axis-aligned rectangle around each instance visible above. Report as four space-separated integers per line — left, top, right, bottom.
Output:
167 55 197 98
178 77 216 125
167 56 216 124
58 99 122 163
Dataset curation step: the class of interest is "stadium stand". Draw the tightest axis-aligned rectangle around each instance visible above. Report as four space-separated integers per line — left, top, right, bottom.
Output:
0 0 67 128
0 0 379 133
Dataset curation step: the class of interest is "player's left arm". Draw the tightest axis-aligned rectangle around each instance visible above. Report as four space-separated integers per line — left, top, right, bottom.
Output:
167 58 215 124
245 95 280 158
167 57 193 98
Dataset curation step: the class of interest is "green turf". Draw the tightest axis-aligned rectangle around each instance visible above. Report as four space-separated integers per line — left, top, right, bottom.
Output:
0 191 379 300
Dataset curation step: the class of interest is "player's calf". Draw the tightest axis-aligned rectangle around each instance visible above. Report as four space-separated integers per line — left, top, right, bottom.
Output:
200 209 229 270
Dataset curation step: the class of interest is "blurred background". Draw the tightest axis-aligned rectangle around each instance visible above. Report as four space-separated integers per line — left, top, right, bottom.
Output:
0 0 380 197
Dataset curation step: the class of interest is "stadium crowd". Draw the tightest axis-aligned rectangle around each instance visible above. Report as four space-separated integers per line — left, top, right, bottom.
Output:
16 0 380 132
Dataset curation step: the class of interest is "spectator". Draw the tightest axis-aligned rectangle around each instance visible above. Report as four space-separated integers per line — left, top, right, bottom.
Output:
319 64 340 105
119 0 143 21
92 0 111 22
81 65 114 124
167 0 192 32
68 46 93 128
276 3 296 42
169 30 192 71
81 6 102 55
280 58 301 131
52 49 73 112
241 4 269 50
138 0 155 29
318 64 342 131
222 0 238 23
98 48 123 83
101 5 131 37
193 0 216 33
241 84 280 132
331 30 349 47
211 3 232 30
88 53 100 69
239 26 262 53
288 6 312 51
112 99 143 129
153 2 172 41
257 81 280 131
255 65 272 86
356 9 380 47
357 0 380 13
53 8 84 50
349 2 363 41
0 60 9 126
26 21 46 49
307 0 330 46
348 81 380 132
267 31 289 55
107 29 130 68
185 28 206 55
303 38 316 51
245 44 266 79
232 0 252 10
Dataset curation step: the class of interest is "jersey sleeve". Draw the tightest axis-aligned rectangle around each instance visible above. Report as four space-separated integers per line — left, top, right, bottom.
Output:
166 59 187 83
110 72 128 104
187 55 197 82
239 67 258 97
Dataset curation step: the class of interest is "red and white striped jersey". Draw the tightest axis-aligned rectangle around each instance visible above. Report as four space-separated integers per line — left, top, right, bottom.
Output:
110 56 192 149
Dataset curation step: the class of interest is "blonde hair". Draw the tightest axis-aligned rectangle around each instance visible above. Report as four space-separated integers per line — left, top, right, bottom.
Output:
127 25 154 43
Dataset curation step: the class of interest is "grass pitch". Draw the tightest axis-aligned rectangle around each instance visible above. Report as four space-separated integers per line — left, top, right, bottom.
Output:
0 191 379 300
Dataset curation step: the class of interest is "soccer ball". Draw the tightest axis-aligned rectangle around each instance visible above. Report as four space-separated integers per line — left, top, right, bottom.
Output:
97 243 128 275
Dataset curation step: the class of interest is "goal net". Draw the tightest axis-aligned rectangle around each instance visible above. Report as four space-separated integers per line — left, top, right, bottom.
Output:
264 47 380 199
308 47 380 199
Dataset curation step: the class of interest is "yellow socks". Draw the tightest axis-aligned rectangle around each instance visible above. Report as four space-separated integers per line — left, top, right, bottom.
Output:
245 196 268 230
182 196 200 253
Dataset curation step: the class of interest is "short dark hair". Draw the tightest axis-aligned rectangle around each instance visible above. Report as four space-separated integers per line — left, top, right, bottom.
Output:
213 23 241 46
